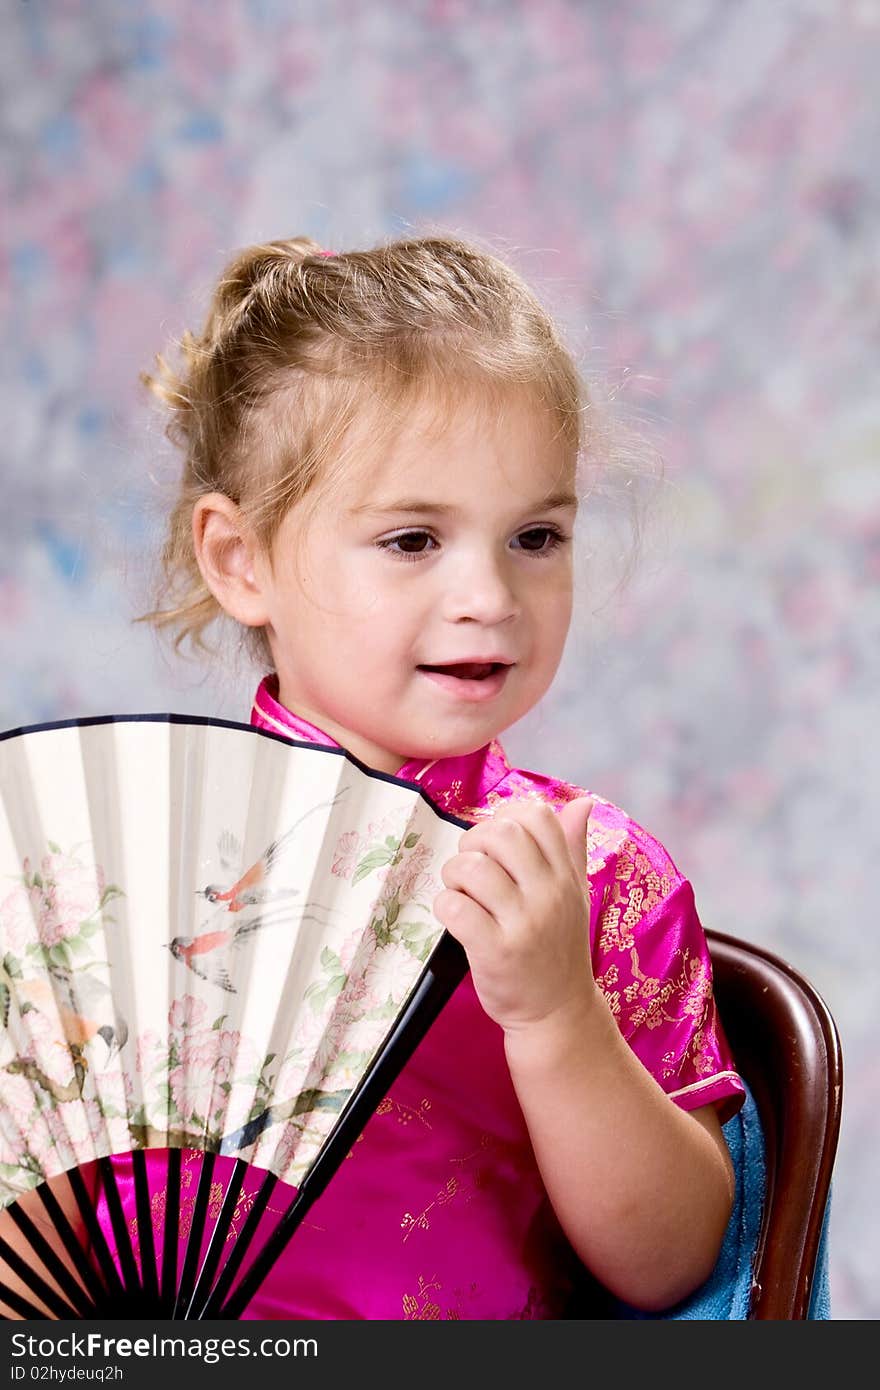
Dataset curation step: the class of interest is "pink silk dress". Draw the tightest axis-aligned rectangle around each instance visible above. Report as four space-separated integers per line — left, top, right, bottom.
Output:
102 674 744 1320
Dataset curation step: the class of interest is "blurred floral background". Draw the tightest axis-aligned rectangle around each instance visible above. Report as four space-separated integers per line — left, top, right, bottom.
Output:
2 0 877 1317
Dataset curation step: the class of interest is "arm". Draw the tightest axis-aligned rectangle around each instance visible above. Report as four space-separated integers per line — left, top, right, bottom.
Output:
504 986 734 1310
435 796 735 1313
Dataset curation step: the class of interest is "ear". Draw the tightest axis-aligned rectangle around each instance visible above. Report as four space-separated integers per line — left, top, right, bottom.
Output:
192 493 271 629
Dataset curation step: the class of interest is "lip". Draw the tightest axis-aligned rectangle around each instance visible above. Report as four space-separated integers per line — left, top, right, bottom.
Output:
417 663 513 703
420 656 515 667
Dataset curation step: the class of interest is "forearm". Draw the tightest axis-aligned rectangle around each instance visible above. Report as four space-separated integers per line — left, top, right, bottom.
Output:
504 984 735 1312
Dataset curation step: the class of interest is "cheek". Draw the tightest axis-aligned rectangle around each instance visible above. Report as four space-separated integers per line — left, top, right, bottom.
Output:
355 582 389 617
532 576 573 631
352 562 425 618
324 582 406 653
300 550 385 619
342 582 395 626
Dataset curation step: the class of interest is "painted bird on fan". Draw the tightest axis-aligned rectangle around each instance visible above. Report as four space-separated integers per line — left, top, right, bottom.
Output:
196 788 350 912
168 901 336 992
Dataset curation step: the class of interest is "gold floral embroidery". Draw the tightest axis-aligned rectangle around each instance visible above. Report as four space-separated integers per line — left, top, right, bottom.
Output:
598 901 630 953
596 837 676 956
594 961 618 991
377 1095 433 1129
690 1028 717 1077
457 784 587 822
400 1210 431 1241
401 1175 463 1242
402 1274 444 1319
585 819 629 874
615 943 719 1081
449 1134 492 1168
399 1135 493 1242
402 1274 472 1320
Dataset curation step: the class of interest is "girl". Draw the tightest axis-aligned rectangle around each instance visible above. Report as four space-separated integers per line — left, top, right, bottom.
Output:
135 233 744 1320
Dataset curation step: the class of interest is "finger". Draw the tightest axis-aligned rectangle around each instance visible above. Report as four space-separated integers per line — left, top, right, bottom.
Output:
456 815 552 888
433 885 499 951
555 797 594 881
440 849 522 921
488 799 575 877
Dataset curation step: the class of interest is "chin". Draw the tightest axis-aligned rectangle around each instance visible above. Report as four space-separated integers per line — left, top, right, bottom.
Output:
432 733 499 760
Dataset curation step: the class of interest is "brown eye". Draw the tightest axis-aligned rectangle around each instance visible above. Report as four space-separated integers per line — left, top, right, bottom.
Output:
396 532 432 553
515 527 566 554
377 531 438 561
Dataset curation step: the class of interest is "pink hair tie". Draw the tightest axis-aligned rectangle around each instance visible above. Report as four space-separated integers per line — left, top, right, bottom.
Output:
315 249 338 258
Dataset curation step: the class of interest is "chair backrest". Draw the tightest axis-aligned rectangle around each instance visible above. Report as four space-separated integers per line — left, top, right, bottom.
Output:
705 928 843 1319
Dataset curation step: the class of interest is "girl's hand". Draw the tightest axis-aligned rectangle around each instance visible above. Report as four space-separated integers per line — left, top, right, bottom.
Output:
433 796 597 1034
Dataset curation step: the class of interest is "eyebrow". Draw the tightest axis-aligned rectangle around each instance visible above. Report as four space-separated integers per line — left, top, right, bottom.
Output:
350 489 579 518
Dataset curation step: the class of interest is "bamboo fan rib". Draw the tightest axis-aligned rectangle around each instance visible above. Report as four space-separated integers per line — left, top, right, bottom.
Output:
0 715 469 1318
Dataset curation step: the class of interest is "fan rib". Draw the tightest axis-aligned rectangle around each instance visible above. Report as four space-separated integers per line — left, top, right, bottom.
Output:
97 1155 141 1295
0 1284 52 1320
172 1149 216 1319
3 1202 96 1317
66 1166 126 1300
131 1149 159 1305
181 1156 248 1318
0 1229 80 1318
160 1147 182 1309
190 1168 282 1319
31 1180 108 1307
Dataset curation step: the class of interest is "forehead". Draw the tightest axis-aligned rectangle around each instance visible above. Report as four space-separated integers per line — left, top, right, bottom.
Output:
341 385 576 511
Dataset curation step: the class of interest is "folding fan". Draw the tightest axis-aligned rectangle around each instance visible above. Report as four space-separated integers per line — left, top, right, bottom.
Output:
0 714 470 1320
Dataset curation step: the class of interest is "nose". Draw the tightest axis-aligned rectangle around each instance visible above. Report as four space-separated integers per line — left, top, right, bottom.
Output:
442 547 520 626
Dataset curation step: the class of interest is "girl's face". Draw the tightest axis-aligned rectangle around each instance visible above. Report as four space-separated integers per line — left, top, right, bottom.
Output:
254 389 578 774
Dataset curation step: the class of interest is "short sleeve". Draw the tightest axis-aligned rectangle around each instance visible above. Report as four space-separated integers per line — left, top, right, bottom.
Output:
590 865 745 1125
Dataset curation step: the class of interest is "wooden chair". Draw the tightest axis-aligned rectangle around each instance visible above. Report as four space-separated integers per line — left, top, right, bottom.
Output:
706 928 843 1319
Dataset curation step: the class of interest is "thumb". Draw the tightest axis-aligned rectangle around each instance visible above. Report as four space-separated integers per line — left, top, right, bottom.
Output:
557 796 594 877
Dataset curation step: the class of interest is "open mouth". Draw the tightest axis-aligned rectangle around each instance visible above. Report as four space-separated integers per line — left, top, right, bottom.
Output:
418 662 507 681
416 662 513 702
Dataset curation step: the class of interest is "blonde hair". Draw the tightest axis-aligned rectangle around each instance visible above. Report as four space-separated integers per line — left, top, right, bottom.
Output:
135 231 645 671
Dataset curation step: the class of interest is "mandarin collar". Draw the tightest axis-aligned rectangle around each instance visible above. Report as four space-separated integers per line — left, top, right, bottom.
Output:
250 674 510 816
